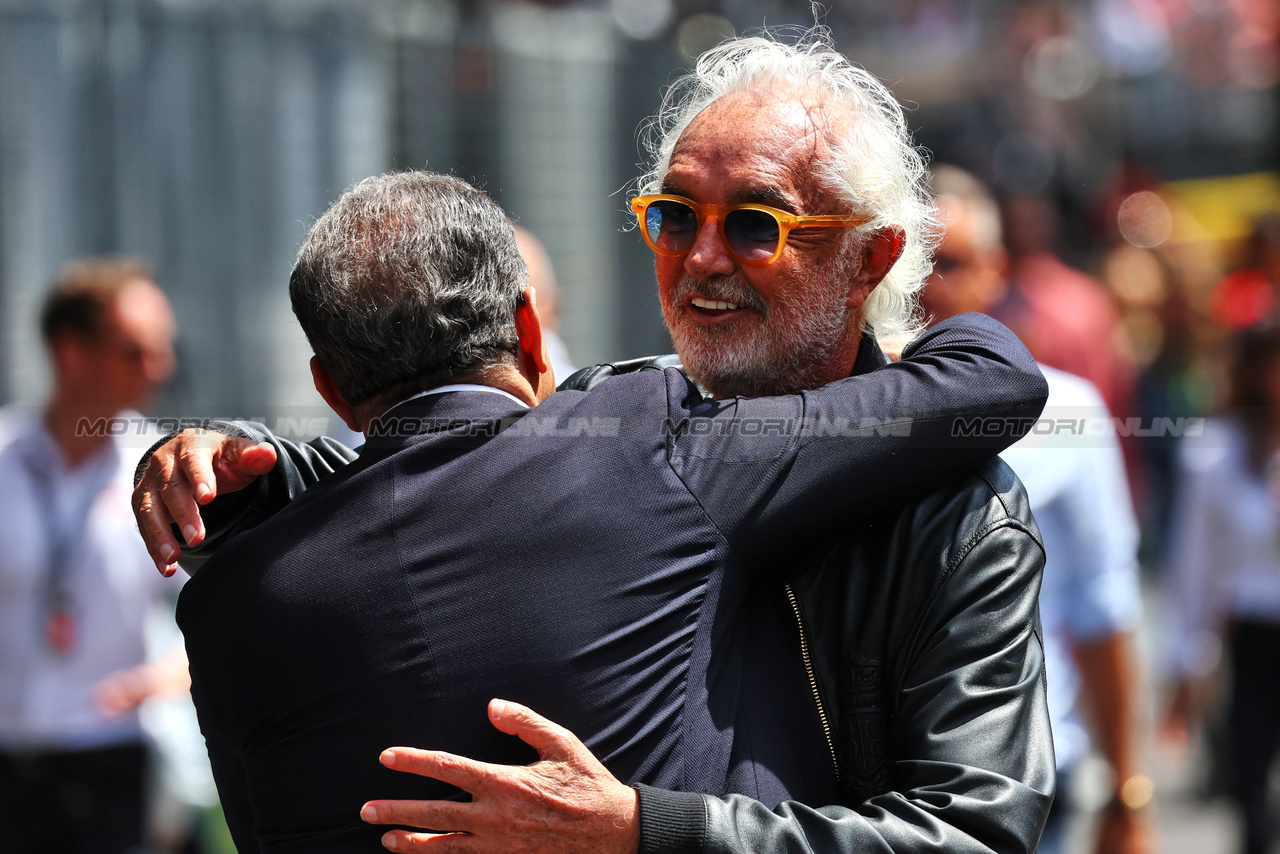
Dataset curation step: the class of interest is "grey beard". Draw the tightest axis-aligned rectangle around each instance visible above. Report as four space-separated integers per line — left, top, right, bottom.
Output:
667 262 858 398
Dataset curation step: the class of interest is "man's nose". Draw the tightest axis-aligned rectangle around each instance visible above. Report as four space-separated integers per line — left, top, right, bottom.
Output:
683 217 736 279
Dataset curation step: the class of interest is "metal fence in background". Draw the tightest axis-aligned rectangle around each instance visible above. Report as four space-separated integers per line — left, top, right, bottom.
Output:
0 0 681 420
0 0 392 416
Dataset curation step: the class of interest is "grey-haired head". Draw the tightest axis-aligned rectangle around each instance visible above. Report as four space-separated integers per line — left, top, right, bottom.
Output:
290 171 527 408
640 28 939 344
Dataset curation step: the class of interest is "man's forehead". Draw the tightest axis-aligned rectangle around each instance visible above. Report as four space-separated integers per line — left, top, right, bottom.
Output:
663 88 849 210
109 280 177 346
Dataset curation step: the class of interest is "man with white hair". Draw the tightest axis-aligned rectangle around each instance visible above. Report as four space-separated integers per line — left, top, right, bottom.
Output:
134 29 1054 854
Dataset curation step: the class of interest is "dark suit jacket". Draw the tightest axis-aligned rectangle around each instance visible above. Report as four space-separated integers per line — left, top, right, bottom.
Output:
177 315 1046 852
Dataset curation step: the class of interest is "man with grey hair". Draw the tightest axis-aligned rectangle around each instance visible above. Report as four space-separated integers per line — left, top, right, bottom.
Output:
134 29 1053 854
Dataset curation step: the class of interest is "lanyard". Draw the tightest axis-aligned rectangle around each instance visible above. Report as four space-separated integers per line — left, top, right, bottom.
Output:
17 445 116 656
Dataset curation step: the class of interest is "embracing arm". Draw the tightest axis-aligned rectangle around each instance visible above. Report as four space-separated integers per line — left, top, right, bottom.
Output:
674 314 1048 553
131 421 357 575
361 524 1052 854
128 358 657 575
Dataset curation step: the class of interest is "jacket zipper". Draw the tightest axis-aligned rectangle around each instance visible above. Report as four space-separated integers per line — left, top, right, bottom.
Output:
784 582 840 784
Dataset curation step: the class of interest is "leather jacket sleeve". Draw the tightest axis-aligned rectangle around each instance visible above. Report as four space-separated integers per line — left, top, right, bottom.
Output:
635 463 1055 854
134 421 358 574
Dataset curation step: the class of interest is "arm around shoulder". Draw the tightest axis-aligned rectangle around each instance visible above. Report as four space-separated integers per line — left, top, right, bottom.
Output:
132 420 358 574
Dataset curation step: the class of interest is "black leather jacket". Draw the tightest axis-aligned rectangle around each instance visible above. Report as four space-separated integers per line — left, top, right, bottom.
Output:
146 346 1053 854
631 458 1054 854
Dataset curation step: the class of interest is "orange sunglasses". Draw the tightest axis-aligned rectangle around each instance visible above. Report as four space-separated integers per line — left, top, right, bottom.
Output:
630 194 870 266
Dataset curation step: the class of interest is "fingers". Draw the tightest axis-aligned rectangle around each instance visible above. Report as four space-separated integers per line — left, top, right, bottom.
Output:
487 698 583 762
236 442 279 477
211 439 278 495
162 437 218 547
175 435 221 505
379 830 470 853
133 462 183 575
361 799 473 831
379 748 496 796
132 430 278 575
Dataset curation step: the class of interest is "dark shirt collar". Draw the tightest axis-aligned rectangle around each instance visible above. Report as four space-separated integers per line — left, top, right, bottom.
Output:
850 329 889 377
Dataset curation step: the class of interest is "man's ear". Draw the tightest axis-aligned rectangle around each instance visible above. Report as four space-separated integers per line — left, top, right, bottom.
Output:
848 227 906 309
514 286 555 400
310 356 362 433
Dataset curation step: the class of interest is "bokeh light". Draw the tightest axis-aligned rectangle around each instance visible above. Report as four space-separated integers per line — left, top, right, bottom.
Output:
1118 191 1174 248
611 0 674 42
1023 35 1100 100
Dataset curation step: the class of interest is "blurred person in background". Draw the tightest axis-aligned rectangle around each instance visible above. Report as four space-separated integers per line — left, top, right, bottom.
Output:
514 226 576 381
0 258 190 854
924 165 1153 854
997 190 1137 424
1164 326 1280 854
1097 236 1210 576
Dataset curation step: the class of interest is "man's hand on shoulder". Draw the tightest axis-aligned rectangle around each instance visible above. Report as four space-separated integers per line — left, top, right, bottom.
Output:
131 428 277 576
362 699 639 854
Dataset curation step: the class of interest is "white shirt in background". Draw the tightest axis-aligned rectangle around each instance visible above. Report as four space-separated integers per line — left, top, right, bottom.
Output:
1001 365 1143 772
0 408 179 750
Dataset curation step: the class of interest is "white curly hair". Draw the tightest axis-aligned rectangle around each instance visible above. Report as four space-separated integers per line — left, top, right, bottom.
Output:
638 28 940 339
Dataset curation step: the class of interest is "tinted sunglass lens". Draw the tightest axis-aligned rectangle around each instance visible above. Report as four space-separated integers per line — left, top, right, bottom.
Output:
647 200 699 254
725 209 781 261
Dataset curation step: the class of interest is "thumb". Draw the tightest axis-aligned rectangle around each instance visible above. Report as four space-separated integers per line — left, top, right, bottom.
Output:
211 440 278 495
237 442 279 475
487 698 581 761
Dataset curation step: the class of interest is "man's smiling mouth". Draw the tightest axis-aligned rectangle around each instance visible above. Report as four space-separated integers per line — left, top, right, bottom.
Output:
691 297 741 311
686 295 755 321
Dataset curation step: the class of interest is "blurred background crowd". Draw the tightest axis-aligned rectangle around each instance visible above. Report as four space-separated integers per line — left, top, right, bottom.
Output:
0 0 1277 852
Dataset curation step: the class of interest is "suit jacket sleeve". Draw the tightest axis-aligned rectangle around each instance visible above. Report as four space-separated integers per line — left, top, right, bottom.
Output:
635 522 1055 854
671 314 1048 557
